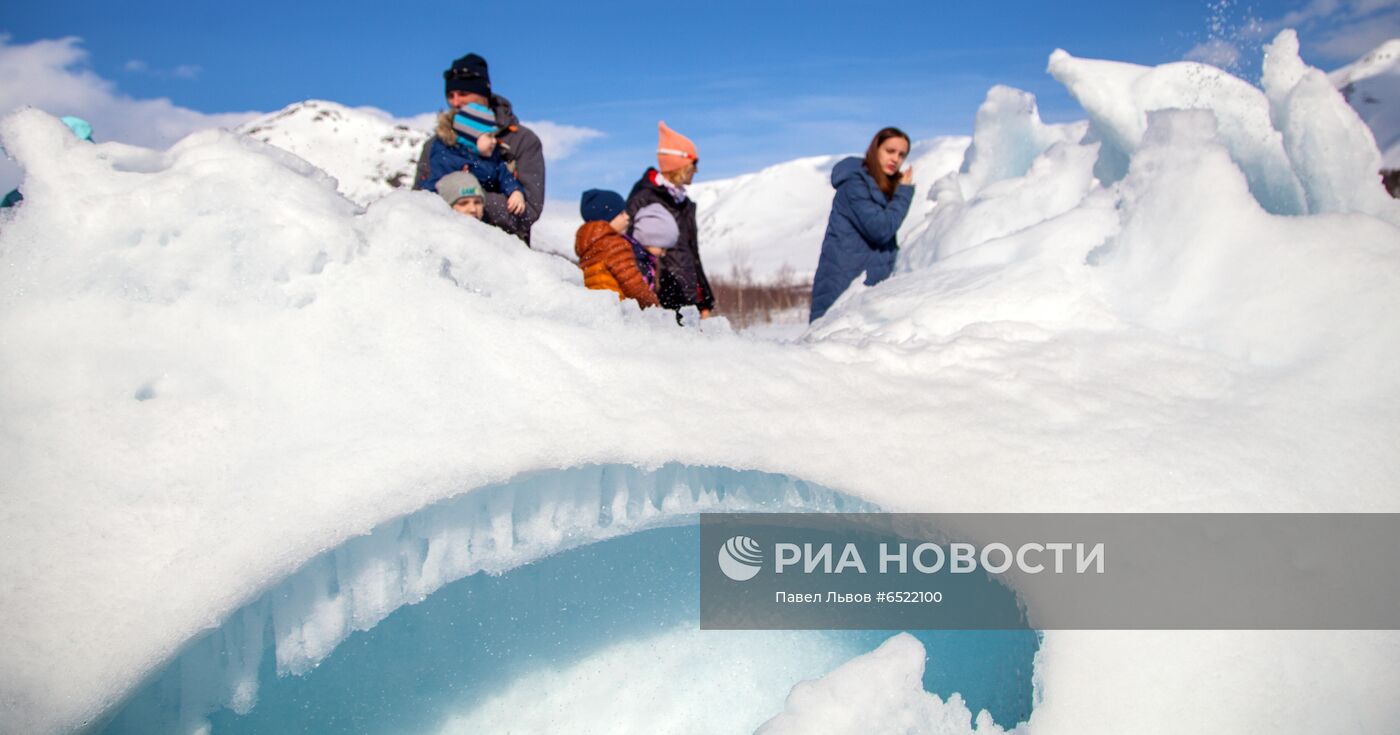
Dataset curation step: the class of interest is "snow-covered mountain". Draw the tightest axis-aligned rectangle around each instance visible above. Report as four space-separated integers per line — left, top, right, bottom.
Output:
1331 38 1400 167
1329 38 1400 87
237 100 429 206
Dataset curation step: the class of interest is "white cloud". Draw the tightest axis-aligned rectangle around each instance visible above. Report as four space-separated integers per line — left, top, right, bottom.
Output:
1312 9 1400 58
1244 0 1400 59
122 57 202 80
0 36 259 189
1185 39 1244 68
522 120 606 162
1251 0 1395 36
348 105 436 133
0 36 256 149
0 35 604 193
1268 0 1345 32
395 111 440 132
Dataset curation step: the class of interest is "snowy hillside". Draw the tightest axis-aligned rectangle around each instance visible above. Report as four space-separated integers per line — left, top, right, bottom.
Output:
2 27 1399 735
1329 38 1400 87
236 101 428 206
1330 38 1400 167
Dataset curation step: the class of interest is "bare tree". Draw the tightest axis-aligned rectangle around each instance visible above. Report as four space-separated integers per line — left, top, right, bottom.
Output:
710 252 811 330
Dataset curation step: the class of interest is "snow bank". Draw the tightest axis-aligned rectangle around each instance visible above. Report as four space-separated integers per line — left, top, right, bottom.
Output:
2 28 1399 735
757 633 1013 735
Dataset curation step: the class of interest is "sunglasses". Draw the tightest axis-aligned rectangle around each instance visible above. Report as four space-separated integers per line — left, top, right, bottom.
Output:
443 68 485 81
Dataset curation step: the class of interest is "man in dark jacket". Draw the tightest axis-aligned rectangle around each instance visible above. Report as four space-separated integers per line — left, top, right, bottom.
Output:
413 54 545 245
624 121 714 315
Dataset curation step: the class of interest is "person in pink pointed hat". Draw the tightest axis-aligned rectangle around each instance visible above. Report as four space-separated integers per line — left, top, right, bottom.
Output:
623 121 713 317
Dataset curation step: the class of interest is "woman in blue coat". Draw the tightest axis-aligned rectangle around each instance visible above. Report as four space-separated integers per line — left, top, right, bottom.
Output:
809 127 915 322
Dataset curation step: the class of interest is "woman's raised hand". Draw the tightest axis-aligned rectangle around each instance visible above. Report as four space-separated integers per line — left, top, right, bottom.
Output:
900 167 915 185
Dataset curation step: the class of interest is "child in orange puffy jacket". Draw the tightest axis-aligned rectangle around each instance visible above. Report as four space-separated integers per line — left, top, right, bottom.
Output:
574 189 660 308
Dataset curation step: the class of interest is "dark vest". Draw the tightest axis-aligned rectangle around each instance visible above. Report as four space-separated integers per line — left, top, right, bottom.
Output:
625 170 713 312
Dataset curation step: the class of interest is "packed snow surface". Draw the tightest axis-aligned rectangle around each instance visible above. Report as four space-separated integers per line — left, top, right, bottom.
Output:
757 633 1011 735
2 29 1399 734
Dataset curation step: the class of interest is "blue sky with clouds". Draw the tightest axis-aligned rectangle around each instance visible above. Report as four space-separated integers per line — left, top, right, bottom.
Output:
4 0 1397 199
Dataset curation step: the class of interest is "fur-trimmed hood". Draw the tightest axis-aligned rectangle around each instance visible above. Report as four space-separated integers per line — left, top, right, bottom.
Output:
435 111 458 146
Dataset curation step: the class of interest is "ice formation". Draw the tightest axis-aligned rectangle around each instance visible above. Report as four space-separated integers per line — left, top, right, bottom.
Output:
102 465 868 733
2 29 1399 735
1046 46 1310 215
1262 30 1397 220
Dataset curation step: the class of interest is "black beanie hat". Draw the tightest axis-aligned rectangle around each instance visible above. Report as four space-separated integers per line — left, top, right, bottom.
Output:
444 53 491 99
580 189 626 223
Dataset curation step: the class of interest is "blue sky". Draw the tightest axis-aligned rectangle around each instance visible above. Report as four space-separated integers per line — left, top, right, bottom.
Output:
4 0 1398 199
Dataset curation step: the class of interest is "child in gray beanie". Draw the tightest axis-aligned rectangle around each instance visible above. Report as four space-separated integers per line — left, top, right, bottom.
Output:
629 203 678 292
437 171 486 219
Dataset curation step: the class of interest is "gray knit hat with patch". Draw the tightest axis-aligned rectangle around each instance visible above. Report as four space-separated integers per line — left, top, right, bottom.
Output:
437 171 484 205
631 203 678 250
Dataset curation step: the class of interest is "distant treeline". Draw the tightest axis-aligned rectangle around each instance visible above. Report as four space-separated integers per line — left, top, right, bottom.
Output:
710 260 811 329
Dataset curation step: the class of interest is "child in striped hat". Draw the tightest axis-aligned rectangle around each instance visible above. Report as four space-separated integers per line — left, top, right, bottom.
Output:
425 102 526 216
